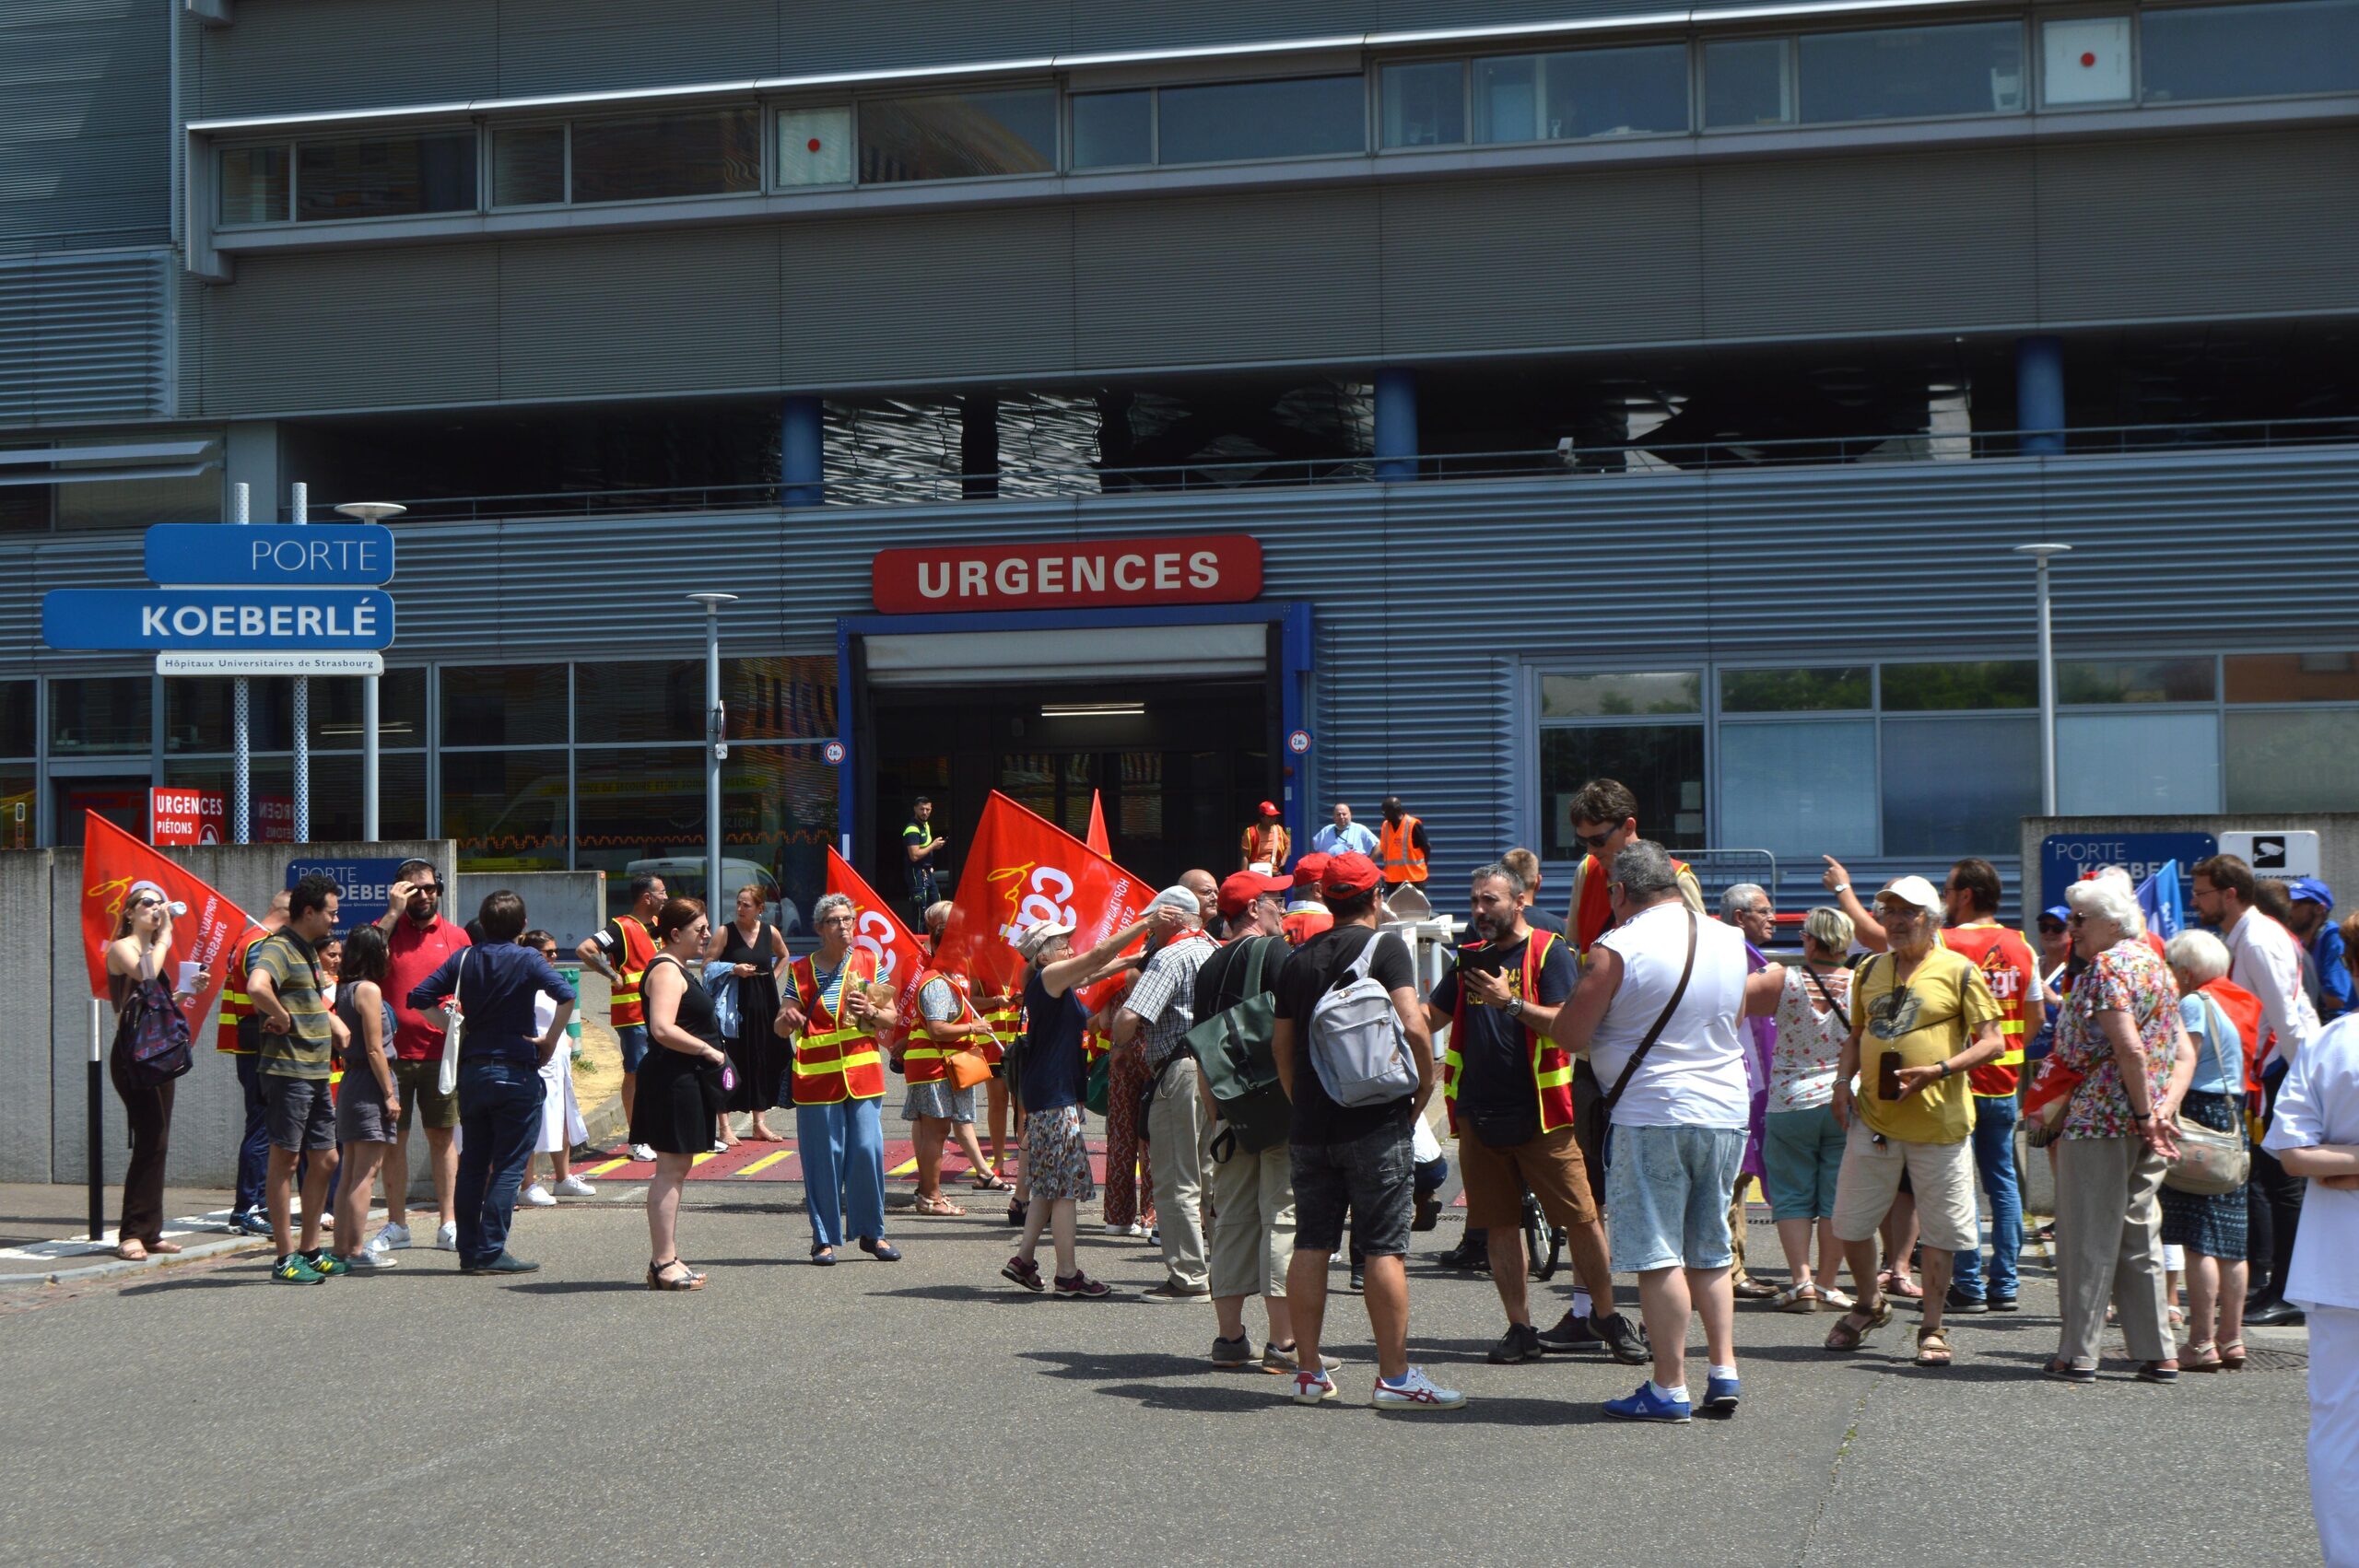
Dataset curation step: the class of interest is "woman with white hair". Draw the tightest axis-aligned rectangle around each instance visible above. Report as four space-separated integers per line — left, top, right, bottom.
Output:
2162 928 2260 1370
1762 906 1859 1311
776 891 898 1265
2042 875 2196 1383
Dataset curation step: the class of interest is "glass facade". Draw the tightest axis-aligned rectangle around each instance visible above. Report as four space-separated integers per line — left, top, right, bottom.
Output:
569 108 761 204
776 106 854 186
1471 46 1691 143
1797 22 2025 123
1071 91 1155 169
296 132 477 221
859 90 1058 183
1156 76 1365 165
1705 39 1794 127
491 125 567 207
2142 0 2359 102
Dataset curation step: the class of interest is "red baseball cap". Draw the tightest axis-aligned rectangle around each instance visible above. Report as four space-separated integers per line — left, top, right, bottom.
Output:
1291 852 1330 890
1217 870 1291 919
1321 851 1380 897
1258 800 1279 817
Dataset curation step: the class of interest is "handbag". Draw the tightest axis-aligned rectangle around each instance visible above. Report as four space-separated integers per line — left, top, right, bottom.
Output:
436 949 468 1099
946 1047 994 1090
116 963 194 1088
2163 993 2251 1196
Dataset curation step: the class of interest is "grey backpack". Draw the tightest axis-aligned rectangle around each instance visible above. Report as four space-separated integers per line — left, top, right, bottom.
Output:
1307 931 1418 1106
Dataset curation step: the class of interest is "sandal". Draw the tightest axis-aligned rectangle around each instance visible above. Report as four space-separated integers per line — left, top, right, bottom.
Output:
968 1174 1014 1192
115 1241 149 1261
1885 1272 1924 1300
2042 1357 2096 1384
647 1258 706 1292
2134 1360 2180 1385
910 1194 967 1217
1914 1326 1954 1367
1775 1283 1821 1313
1824 1300 1894 1352
2184 1340 2222 1373
2168 1305 2186 1329
2219 1340 2248 1372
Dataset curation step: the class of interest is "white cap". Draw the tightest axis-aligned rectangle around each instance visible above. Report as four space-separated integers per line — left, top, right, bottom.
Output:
1876 875 1945 919
1015 919 1076 961
1148 884 1199 917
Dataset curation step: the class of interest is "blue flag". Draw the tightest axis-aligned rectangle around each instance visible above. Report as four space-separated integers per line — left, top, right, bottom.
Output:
2136 861 2184 942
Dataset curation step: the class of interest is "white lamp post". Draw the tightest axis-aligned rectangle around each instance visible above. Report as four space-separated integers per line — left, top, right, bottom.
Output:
334 502 406 840
687 593 740 909
2013 542 2072 817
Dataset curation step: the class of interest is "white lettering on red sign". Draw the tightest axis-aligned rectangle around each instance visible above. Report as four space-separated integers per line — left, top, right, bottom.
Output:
873 534 1262 615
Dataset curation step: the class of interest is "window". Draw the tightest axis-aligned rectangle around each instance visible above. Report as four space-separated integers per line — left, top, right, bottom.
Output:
2225 710 2359 812
308 753 428 842
722 656 839 740
440 664 568 747
776 106 853 186
0 681 32 756
1721 666 1872 713
2058 657 2215 705
859 89 1057 183
167 678 294 752
1542 724 1706 854
2224 650 2359 703
220 146 288 225
296 132 477 221
1542 670 1700 718
442 751 569 872
53 464 220 533
1719 720 1879 858
1797 21 2025 123
2059 713 2222 814
492 125 566 207
1072 90 1155 168
1881 716 2039 853
1380 61 1465 148
1705 38 1794 127
307 667 428 750
2142 0 2359 102
1472 45 1689 143
49 676 150 755
570 108 760 204
1 769 32 850
2041 18 2132 105
1155 76 1365 165
1880 661 2036 710
577 660 707 744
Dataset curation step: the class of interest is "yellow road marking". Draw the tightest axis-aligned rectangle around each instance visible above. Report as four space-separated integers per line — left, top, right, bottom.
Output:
738 1149 792 1176
886 1157 918 1176
584 1158 629 1176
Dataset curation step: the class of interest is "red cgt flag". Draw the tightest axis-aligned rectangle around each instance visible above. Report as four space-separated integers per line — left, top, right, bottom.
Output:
1086 789 1109 857
941 790 1151 1001
79 810 252 1021
825 847 936 1050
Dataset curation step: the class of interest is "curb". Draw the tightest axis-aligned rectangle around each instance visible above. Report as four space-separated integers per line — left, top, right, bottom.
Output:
578 1094 628 1153
5 1232 274 1287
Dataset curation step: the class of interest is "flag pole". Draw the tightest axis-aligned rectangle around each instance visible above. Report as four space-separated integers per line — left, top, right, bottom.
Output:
88 998 104 1241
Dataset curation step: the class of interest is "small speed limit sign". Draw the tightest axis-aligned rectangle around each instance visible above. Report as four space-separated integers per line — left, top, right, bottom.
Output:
1286 730 1311 755
822 740 846 766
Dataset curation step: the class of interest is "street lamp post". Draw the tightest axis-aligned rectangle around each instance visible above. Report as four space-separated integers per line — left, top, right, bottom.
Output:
688 593 740 910
334 502 406 841
2013 543 2072 817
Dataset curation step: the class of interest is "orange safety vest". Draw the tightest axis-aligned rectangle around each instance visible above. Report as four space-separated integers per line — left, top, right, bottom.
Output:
1568 854 1703 959
216 927 266 1054
902 968 985 1084
1240 822 1290 868
1378 815 1427 884
1942 920 2039 1096
1442 930 1574 1137
607 916 656 1029
1283 905 1333 946
789 947 886 1105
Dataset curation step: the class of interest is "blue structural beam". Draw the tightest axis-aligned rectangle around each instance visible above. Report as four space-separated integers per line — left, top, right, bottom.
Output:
781 394 824 507
1373 367 1418 483
2016 335 2065 457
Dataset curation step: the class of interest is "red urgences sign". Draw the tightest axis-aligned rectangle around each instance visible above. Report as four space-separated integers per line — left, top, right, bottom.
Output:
872 534 1262 614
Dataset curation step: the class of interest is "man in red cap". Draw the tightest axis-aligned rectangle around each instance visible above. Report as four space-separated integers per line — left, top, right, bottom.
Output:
1240 802 1290 872
1203 868 1298 1368
1284 853 1333 946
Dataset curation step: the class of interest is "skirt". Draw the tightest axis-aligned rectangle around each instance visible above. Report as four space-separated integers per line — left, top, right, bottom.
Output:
628 1046 726 1156
902 1078 975 1123
1023 1106 1096 1203
2158 1091 2248 1261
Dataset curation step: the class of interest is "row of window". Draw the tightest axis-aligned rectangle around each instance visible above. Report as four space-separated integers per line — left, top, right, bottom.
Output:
1534 652 2359 863
215 0 2359 226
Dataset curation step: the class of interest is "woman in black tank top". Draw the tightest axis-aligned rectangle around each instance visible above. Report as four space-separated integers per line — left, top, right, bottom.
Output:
634 900 729 1290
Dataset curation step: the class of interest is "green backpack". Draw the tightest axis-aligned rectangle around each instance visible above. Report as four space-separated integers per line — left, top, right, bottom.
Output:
1187 935 1291 1154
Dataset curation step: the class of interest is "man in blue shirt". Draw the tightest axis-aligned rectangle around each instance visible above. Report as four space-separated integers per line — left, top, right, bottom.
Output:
1309 801 1379 860
2287 878 2354 1023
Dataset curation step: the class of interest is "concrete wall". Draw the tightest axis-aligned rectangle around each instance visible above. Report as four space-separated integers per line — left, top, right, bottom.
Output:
27 840 448 1190
452 870 606 951
2019 815 2359 921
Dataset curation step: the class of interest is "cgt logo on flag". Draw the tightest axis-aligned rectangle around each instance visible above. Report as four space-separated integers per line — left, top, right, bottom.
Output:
853 905 903 986
987 860 1076 945
86 873 140 927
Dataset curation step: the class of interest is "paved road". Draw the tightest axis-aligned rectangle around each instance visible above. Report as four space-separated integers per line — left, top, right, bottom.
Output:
0 1189 2319 1567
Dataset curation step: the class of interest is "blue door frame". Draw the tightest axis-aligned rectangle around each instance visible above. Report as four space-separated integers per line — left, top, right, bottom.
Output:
835 600 1315 868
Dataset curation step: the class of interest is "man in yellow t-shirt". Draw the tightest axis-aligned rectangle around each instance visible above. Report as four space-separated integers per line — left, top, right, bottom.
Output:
1823 875 2005 1365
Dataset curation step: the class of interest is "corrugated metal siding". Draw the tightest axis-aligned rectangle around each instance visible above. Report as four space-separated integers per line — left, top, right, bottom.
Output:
8 445 2357 895
1701 148 2037 337
496 0 777 97
780 3 1067 75
1073 189 1382 368
1069 0 1367 54
499 227 780 401
2034 129 2359 323
0 0 169 253
1379 168 1705 353
195 0 496 121
0 249 169 422
197 245 500 414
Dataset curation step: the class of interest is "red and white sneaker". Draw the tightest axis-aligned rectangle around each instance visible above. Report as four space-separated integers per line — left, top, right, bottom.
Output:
1371 1366 1467 1410
1292 1363 1342 1404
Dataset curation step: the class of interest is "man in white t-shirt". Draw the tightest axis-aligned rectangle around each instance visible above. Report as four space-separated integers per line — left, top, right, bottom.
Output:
1537 841 1783 1424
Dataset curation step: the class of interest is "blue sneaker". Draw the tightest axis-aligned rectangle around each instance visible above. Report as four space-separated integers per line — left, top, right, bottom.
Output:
1701 1373 1741 1417
231 1211 273 1238
1603 1382 1692 1423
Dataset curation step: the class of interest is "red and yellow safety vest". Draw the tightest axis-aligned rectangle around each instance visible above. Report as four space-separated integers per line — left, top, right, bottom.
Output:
607 916 655 1029
1282 905 1332 946
1378 815 1427 884
1567 853 1704 960
1942 920 2039 1097
1442 930 1573 1137
215 927 267 1054
1240 821 1290 869
902 968 985 1085
788 948 886 1105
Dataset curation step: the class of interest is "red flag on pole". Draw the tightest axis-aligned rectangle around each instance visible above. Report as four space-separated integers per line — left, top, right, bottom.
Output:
826 846 973 1052
1086 789 1109 857
79 810 251 1023
942 790 1151 999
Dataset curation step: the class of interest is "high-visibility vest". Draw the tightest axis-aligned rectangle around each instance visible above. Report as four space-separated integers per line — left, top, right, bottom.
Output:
1942 920 2039 1096
978 986 1022 1062
1567 853 1704 960
903 969 984 1084
1378 815 1427 884
1441 930 1574 1137
607 916 655 1029
788 948 886 1105
1283 904 1332 946
1240 822 1289 869
216 928 266 1054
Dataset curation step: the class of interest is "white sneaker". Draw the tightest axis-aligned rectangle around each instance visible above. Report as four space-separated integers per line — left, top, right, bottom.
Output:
521 1183 556 1208
1293 1362 1343 1405
710 1140 727 1154
628 1143 657 1163
434 1221 459 1250
346 1248 400 1270
1370 1366 1468 1411
368 1221 412 1254
1104 1222 1129 1235
553 1175 597 1198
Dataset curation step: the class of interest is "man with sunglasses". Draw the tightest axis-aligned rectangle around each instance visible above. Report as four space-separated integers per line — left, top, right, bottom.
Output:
370 859 470 1254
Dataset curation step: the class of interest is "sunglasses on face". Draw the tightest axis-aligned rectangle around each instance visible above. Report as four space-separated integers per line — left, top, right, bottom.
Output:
132 897 162 910
1574 829 1616 851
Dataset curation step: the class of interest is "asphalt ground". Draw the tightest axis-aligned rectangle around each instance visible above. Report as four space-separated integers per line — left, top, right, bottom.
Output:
0 1184 2320 1568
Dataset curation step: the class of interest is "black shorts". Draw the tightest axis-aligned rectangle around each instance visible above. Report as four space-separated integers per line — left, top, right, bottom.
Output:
1290 1124 1414 1259
263 1073 337 1153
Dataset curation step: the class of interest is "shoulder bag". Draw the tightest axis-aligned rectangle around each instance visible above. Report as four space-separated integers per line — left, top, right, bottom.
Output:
436 948 468 1099
1599 908 1699 1123
2163 992 2251 1196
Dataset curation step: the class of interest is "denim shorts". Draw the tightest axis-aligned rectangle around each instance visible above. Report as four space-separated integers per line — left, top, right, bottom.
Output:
1604 1122 1746 1273
616 1025 651 1073
1291 1124 1414 1259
